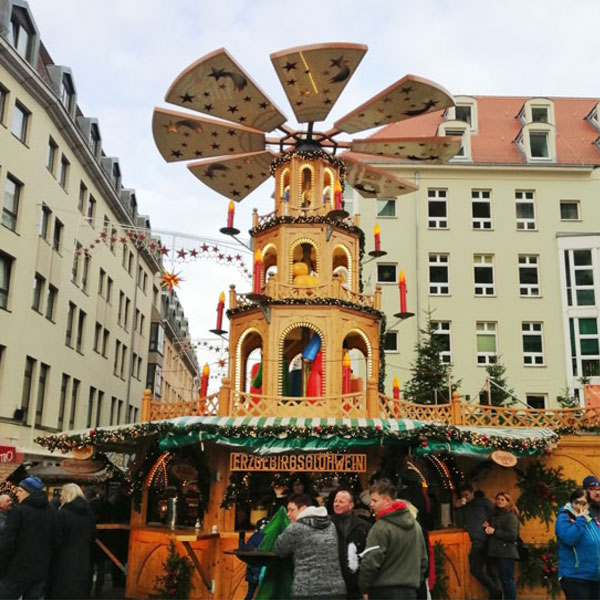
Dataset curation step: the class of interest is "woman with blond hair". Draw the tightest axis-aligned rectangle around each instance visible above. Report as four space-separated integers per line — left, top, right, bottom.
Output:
47 483 96 599
484 491 520 600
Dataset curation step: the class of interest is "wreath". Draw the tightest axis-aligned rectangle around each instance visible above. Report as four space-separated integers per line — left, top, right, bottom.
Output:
517 539 561 599
515 463 577 526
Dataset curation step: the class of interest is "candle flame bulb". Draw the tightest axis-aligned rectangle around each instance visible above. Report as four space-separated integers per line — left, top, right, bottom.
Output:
228 200 235 211
334 180 342 193
393 376 400 389
343 351 351 367
254 248 264 263
398 270 406 284
202 363 210 376
219 291 225 303
374 224 380 235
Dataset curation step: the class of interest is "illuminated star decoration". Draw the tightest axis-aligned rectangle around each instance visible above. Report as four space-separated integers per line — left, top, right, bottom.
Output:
159 269 183 292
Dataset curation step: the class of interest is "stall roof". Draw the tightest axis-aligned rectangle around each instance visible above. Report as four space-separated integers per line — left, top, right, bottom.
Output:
36 415 560 457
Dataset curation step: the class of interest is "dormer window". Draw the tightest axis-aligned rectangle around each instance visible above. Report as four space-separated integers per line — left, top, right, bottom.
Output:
519 98 555 126
10 7 35 62
112 162 121 191
455 105 472 126
446 129 466 157
531 106 549 123
585 101 600 133
90 123 101 156
59 74 75 114
439 121 471 161
530 132 549 158
445 96 478 132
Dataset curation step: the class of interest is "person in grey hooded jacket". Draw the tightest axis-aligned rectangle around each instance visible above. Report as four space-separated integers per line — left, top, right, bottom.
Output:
274 493 346 600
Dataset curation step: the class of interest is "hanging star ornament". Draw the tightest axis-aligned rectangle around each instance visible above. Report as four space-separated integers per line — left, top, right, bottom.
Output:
159 269 183 291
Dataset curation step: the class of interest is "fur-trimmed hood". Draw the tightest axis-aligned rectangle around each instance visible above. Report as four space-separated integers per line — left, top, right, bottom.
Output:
297 505 331 530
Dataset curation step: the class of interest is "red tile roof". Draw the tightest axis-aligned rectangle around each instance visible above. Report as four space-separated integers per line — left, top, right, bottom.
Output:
371 96 600 166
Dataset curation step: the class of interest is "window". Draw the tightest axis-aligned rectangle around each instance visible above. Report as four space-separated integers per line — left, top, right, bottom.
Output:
127 251 134 275
120 345 127 379
87 196 96 224
476 322 497 365
0 85 8 124
531 107 549 123
65 302 76 347
569 317 600 377
429 254 449 295
76 309 86 353
376 199 396 218
118 291 125 324
427 189 447 228
140 314 145 336
10 8 34 60
11 102 30 142
59 74 75 114
110 397 117 426
560 200 580 221
432 321 452 364
45 285 57 321
32 273 45 312
564 250 595 307
117 400 123 425
134 308 140 331
522 322 545 366
384 331 398 352
20 356 36 423
46 137 57 172
518 255 540 296
149 323 165 355
86 387 96 428
106 277 113 303
474 254 494 296
446 129 465 157
110 227 117 253
124 298 131 330
3 175 22 232
114 340 121 375
526 394 547 409
94 322 102 352
69 379 80 429
71 242 81 283
515 190 536 230
530 132 549 158
90 124 101 156
98 268 106 297
102 329 109 357
95 391 104 427
471 190 492 229
455 105 472 126
59 155 70 189
39 204 51 239
58 374 70 430
81 254 90 292
48 221 61 254
0 252 13 310
35 363 49 427
376 263 397 284
78 183 87 213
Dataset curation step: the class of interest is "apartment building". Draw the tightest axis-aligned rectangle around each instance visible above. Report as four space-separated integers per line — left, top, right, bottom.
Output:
358 94 600 407
0 0 164 458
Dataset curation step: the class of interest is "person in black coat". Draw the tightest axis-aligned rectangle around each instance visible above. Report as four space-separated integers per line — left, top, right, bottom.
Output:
47 483 96 600
0 476 56 600
330 489 371 600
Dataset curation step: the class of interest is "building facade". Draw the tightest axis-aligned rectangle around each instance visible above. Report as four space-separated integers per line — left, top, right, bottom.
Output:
359 94 600 408
0 0 168 459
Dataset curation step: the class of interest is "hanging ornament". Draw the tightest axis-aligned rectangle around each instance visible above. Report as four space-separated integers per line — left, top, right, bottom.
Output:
159 269 183 291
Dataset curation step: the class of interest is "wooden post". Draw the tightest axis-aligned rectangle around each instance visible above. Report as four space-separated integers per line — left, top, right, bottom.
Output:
141 388 152 422
229 284 237 309
366 377 379 418
451 391 463 425
218 377 231 416
252 208 258 228
354 213 361 227
374 285 382 310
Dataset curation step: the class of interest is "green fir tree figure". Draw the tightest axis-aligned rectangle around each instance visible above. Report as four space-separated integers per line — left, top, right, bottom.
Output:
153 541 194 599
403 312 460 405
485 358 515 406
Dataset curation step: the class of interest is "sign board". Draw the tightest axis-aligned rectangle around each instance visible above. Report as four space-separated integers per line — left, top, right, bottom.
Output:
490 450 517 468
0 446 17 463
584 385 600 408
229 452 367 473
61 458 105 474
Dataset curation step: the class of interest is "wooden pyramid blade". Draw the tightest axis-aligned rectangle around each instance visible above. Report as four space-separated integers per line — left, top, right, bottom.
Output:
152 108 266 162
270 42 367 123
165 48 288 132
188 151 274 201
334 74 455 134
342 154 418 198
351 136 461 163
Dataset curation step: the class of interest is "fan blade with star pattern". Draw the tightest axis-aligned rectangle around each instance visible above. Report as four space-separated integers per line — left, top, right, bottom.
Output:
187 151 275 202
270 42 367 124
342 154 418 198
165 48 288 132
334 74 455 134
351 136 462 163
152 108 266 163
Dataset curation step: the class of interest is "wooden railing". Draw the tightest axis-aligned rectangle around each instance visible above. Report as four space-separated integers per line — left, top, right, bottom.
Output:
141 388 600 430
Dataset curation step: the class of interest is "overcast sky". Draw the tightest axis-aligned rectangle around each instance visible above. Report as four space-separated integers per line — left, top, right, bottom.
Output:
26 0 600 385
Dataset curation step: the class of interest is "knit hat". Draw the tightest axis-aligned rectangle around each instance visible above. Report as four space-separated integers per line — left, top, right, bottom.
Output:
582 475 600 489
18 476 44 494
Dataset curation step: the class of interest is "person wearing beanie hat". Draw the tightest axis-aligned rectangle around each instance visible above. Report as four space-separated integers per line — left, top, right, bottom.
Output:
0 476 56 599
583 475 600 521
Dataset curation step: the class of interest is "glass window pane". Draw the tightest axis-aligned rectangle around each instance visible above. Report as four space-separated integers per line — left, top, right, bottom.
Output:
472 202 490 218
376 199 396 217
516 203 534 219
477 335 496 352
560 202 579 220
530 133 549 157
582 360 600 376
474 267 493 283
575 270 594 286
579 318 598 335
523 335 542 352
581 339 599 355
573 250 592 266
428 201 446 217
576 290 595 306
430 266 448 282
520 267 538 284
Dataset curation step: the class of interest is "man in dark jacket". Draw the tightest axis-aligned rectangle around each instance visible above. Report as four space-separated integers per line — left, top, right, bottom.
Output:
0 494 12 539
0 477 56 599
583 475 600 520
331 489 371 599
359 479 427 600
454 483 500 599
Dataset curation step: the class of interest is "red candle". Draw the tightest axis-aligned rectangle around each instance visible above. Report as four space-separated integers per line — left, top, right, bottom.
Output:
200 363 210 397
393 376 400 400
374 224 381 252
253 248 264 294
342 351 352 394
334 180 343 211
398 270 407 313
216 291 225 330
227 200 235 228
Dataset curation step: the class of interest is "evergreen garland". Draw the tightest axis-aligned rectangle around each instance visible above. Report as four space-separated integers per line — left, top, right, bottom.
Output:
515 463 577 526
431 541 450 600
152 541 194 599
517 539 561 599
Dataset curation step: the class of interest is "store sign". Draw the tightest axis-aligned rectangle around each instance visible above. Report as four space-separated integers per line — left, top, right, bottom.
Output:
0 446 16 463
230 452 367 473
490 450 517 467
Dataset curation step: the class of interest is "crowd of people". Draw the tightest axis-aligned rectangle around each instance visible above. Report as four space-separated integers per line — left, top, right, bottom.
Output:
0 477 128 600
